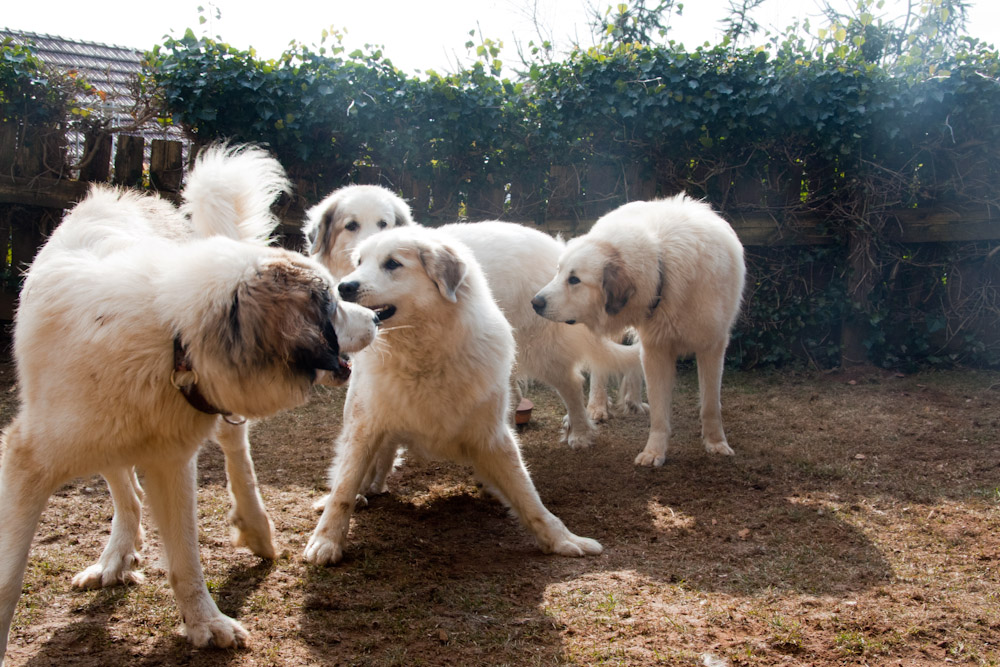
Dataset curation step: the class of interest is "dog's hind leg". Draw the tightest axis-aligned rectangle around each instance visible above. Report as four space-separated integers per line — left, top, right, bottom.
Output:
696 341 734 456
471 427 602 557
142 455 247 648
0 423 59 666
362 443 399 497
615 365 648 415
546 368 595 450
72 466 145 589
214 419 276 560
586 368 611 423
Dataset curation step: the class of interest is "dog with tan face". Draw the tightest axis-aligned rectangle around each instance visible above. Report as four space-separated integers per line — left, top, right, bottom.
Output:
304 226 603 565
532 194 746 468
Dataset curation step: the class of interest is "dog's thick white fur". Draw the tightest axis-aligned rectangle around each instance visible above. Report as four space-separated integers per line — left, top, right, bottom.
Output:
532 194 746 467
303 186 645 450
303 226 603 565
0 145 378 663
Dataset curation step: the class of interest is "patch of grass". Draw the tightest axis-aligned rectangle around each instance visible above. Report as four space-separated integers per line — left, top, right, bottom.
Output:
835 629 890 657
767 614 804 652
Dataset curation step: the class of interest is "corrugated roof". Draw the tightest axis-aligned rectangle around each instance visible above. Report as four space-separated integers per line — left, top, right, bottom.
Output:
1 29 144 96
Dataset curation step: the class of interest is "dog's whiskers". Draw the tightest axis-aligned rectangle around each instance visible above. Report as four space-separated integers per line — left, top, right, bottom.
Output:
370 337 394 363
376 324 415 334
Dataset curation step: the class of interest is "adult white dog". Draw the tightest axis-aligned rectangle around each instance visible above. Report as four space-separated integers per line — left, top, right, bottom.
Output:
532 195 746 468
0 145 378 663
304 226 603 565
303 185 644 450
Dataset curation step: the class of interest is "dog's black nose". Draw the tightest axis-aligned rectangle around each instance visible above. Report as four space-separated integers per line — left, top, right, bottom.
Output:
530 295 546 315
338 281 360 302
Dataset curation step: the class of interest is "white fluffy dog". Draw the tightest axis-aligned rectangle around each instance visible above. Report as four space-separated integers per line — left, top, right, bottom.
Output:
303 186 644 449
304 226 603 565
0 145 378 662
532 195 746 467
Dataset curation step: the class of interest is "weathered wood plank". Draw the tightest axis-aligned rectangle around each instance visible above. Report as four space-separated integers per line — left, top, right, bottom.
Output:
727 214 834 246
887 206 1000 243
0 174 90 209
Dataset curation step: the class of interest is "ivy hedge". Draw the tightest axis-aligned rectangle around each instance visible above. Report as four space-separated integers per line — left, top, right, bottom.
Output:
148 29 1000 370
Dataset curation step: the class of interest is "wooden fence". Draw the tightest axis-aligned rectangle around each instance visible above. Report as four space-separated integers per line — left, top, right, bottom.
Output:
2 130 998 366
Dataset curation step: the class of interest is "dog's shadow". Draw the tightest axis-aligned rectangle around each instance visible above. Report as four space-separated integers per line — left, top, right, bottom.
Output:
21 558 274 667
299 491 577 665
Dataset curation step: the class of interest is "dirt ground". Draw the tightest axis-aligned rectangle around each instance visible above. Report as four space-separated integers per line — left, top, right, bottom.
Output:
1 360 998 666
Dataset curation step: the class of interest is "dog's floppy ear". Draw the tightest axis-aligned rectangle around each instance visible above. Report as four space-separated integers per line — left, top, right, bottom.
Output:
602 255 635 316
303 196 341 258
418 242 468 303
391 195 415 227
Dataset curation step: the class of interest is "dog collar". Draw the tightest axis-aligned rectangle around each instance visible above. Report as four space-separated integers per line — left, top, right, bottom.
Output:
171 337 246 425
647 257 665 318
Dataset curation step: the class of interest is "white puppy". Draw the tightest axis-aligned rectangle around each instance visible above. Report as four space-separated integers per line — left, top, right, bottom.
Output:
532 194 746 467
0 145 378 663
303 186 645 450
304 226 603 565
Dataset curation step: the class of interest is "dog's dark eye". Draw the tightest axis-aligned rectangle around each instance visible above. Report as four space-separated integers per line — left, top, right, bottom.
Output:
384 257 402 271
345 221 360 232
568 275 581 285
377 219 388 229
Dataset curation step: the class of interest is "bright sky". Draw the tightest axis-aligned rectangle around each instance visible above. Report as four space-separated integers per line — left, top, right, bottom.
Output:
4 0 999 75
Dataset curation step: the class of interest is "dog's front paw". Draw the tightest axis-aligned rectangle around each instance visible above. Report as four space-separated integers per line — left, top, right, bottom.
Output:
182 613 248 649
550 534 603 557
561 415 595 450
229 508 276 560
634 447 667 467
303 534 344 566
71 552 144 590
616 399 649 416
704 439 735 456
587 401 610 423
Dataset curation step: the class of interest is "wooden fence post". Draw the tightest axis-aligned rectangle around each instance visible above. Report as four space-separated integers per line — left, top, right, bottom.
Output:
0 121 17 175
78 130 112 182
149 139 184 192
113 135 144 187
841 230 877 366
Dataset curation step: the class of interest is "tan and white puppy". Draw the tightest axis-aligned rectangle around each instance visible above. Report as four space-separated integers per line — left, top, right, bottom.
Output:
532 194 746 468
0 145 378 663
304 226 603 565
303 185 645 451
304 184 414 279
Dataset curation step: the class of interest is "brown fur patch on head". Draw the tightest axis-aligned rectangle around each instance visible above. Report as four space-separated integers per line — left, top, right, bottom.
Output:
418 242 468 303
600 244 635 316
220 257 339 375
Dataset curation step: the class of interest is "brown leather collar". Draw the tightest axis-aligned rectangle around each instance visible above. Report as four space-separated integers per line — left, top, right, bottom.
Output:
172 337 245 425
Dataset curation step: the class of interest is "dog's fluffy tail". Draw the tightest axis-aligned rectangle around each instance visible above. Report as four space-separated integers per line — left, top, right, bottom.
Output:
181 143 290 245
